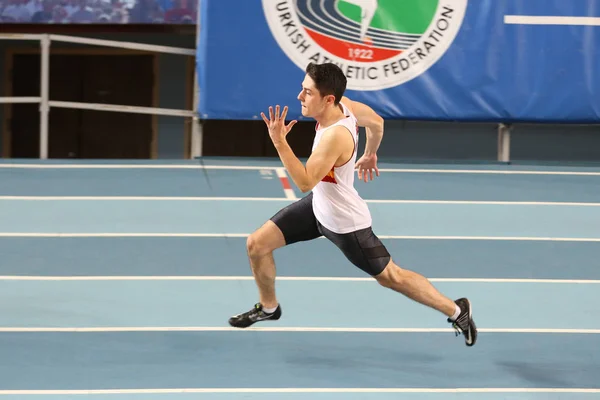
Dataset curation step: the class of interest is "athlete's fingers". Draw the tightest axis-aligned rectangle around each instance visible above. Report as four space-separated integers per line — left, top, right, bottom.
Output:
286 120 297 132
269 106 274 121
275 105 280 121
260 112 269 126
281 106 288 121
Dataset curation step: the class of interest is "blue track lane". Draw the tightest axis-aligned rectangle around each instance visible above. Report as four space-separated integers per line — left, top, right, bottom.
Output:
1 200 600 238
0 332 598 390
354 172 600 202
2 238 600 279
0 169 283 197
1 280 599 329
3 166 600 202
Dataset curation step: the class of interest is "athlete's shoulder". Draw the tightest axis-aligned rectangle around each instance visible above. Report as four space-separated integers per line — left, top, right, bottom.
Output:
341 96 354 103
340 96 356 114
322 123 352 139
340 96 382 128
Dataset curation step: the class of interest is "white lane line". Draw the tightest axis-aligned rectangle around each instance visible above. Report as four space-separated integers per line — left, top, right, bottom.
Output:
505 15 600 26
0 276 598 283
0 327 599 333
1 233 599 241
3 163 600 176
2 196 600 206
0 388 599 394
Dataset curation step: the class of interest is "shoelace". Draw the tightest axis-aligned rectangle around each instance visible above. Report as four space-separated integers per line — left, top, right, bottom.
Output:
451 322 462 337
450 312 469 337
248 303 263 318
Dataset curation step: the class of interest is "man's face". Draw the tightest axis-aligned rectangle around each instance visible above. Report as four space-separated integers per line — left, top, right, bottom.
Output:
297 75 333 118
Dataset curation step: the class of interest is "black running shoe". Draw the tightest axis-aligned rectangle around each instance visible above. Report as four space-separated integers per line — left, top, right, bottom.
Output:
228 303 282 328
448 298 478 346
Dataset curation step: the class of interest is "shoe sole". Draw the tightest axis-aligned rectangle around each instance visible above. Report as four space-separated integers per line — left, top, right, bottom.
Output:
464 299 477 347
228 308 282 329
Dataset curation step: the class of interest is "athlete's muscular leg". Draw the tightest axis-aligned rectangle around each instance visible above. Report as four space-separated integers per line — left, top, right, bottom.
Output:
318 223 457 317
375 260 457 317
246 220 286 309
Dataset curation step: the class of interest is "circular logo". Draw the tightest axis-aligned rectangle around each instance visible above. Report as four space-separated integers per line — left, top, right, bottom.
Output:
263 0 468 91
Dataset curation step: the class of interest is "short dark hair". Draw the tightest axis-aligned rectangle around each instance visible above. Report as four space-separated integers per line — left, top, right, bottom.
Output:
305 62 347 105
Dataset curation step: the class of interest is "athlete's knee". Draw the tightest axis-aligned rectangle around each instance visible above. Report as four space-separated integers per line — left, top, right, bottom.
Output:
246 234 262 259
246 232 271 259
246 221 285 259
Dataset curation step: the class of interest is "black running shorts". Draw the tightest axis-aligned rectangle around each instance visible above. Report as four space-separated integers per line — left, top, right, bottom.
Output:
269 193 391 276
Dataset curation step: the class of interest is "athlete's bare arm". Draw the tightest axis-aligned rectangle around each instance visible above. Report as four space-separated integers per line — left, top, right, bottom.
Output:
279 126 351 192
341 96 384 182
342 96 384 156
261 105 351 193
301 126 353 191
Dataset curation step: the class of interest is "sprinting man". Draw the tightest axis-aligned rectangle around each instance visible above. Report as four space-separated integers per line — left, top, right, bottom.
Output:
228 62 477 346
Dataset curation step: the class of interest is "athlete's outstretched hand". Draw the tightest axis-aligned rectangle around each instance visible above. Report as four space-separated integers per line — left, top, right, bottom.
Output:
261 105 298 146
355 153 380 182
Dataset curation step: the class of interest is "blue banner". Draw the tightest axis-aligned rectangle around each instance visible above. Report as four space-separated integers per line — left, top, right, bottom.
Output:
196 0 599 123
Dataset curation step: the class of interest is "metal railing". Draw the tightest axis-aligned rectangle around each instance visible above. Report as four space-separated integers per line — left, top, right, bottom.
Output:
0 30 202 159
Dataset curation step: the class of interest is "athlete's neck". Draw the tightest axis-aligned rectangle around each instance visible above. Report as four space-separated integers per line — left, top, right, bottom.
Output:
315 103 346 129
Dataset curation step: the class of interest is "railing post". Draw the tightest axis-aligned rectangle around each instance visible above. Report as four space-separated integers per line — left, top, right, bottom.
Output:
190 0 203 159
39 34 50 159
497 123 511 162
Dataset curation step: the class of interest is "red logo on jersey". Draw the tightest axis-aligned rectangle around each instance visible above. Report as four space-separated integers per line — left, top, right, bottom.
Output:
321 167 337 184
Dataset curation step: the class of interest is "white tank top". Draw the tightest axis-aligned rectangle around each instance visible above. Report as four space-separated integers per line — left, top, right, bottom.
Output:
311 102 372 234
